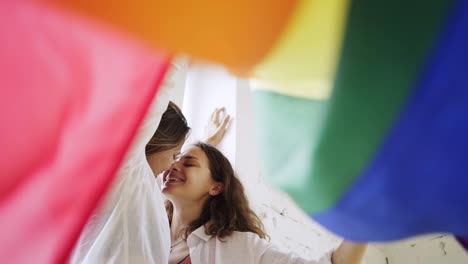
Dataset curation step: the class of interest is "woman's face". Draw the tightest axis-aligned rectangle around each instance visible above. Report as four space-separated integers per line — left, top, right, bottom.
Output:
162 146 221 204
147 141 184 176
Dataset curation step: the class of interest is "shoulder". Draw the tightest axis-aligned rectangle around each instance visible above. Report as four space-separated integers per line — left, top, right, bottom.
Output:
228 231 265 243
214 231 271 253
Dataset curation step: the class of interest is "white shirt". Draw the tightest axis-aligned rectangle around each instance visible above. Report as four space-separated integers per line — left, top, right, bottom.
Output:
186 226 333 264
70 67 178 264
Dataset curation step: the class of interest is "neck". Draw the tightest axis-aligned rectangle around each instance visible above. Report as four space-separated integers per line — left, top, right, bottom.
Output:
170 199 204 242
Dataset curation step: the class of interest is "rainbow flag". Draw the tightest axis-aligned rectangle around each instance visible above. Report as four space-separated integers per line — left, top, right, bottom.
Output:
252 0 468 241
3 2 467 262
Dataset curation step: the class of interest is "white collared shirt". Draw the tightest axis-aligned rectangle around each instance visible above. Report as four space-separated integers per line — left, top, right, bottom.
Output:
186 226 333 264
69 68 177 264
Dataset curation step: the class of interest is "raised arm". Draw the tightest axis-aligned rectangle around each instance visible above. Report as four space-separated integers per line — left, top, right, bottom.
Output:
331 241 367 264
203 107 231 146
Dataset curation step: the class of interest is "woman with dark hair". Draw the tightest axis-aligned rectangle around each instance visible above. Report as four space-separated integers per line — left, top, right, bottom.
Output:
162 142 367 264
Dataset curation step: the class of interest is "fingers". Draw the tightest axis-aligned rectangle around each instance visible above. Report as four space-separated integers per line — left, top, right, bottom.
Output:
204 108 232 146
211 107 226 125
214 114 231 140
220 114 231 130
210 108 217 122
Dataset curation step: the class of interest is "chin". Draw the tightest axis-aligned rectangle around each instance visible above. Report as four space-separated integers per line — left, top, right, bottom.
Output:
161 185 178 198
161 186 171 194
162 186 187 202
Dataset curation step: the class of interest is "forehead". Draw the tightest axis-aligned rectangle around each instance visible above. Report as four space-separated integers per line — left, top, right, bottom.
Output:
181 146 207 162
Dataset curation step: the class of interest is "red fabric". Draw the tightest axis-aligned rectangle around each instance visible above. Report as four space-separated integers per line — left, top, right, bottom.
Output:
0 2 170 263
180 256 192 264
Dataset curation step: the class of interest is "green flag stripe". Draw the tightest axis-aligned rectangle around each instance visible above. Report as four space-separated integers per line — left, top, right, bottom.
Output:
254 0 452 213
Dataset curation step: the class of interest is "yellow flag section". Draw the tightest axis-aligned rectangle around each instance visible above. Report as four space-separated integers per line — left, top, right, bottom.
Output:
252 0 350 100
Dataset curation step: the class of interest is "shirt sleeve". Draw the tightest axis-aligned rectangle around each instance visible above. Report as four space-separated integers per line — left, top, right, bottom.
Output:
69 62 181 264
249 233 333 264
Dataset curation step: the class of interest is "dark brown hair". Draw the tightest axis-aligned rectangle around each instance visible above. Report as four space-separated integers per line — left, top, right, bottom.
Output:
145 101 190 156
166 142 268 240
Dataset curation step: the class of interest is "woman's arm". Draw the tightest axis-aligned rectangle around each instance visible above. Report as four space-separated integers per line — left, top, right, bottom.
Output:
331 241 367 264
204 107 231 146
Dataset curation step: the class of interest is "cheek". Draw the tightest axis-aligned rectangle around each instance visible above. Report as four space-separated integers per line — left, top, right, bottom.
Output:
147 156 159 175
163 155 173 168
147 153 173 175
186 175 213 194
164 180 211 202
183 184 209 201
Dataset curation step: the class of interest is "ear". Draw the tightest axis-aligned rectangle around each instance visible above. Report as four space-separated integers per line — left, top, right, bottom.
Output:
209 183 224 196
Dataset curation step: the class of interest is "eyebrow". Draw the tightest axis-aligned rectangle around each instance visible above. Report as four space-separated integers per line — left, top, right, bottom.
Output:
183 155 198 160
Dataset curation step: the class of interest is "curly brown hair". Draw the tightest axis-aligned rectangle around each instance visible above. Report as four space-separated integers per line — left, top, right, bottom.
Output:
166 142 268 240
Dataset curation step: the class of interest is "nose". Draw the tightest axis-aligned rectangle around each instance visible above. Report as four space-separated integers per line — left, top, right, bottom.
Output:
163 161 180 181
170 159 182 172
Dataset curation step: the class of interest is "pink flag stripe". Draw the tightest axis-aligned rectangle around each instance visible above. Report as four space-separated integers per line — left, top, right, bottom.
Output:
0 2 170 263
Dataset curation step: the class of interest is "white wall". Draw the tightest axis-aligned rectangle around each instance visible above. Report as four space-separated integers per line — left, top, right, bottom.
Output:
182 63 237 165
178 63 468 263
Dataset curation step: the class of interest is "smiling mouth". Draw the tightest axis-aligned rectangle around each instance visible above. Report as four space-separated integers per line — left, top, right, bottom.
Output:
165 177 184 183
163 172 185 184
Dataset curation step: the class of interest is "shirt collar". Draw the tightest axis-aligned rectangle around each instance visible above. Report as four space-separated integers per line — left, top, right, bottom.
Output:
189 225 213 242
